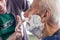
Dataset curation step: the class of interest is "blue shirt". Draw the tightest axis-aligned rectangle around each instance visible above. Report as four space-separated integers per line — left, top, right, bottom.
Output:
42 35 60 40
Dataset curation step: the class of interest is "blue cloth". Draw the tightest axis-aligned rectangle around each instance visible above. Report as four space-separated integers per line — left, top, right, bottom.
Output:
42 35 60 40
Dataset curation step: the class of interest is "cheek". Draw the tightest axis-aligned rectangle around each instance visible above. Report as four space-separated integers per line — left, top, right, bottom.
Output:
0 3 6 13
0 3 4 10
41 18 45 23
24 10 32 17
24 9 32 17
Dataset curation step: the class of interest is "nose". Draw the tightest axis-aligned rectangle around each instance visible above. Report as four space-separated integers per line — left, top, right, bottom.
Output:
24 13 26 17
24 12 28 18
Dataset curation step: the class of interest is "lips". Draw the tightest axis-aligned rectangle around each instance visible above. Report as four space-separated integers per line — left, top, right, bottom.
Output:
0 9 4 11
0 6 4 12
0 6 6 14
0 9 4 13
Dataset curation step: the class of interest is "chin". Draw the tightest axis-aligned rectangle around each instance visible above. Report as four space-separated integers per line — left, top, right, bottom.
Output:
0 11 6 14
0 9 7 14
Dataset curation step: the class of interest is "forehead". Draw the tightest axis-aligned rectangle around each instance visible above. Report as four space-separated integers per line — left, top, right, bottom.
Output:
30 0 43 11
28 4 42 14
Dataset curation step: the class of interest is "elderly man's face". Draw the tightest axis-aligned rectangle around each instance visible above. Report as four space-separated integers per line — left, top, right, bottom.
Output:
24 0 51 23
0 0 6 14
24 0 59 38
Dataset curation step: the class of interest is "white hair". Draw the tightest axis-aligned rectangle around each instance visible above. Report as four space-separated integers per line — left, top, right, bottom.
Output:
39 0 60 27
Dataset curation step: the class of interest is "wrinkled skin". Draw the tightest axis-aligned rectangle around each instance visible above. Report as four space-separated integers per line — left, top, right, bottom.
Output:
24 0 59 38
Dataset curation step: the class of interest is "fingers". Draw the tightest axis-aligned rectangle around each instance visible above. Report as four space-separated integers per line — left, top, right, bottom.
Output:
15 24 23 38
15 15 22 31
15 15 25 38
15 24 21 32
15 15 23 37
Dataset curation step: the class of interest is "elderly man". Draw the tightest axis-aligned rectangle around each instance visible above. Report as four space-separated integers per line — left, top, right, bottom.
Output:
24 0 60 40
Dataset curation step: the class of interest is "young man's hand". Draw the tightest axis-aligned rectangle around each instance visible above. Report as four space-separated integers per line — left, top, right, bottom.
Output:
7 15 23 40
15 15 23 37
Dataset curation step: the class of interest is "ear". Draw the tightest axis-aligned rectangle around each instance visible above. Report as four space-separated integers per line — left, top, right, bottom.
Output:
41 8 51 22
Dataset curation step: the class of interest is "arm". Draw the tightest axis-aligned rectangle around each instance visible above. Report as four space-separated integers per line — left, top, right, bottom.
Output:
7 15 23 40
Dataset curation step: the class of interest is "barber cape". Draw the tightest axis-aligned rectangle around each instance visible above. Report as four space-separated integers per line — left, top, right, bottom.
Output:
0 13 16 40
26 15 44 39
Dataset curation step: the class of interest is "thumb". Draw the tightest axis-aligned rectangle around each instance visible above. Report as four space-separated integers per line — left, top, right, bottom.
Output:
16 15 22 24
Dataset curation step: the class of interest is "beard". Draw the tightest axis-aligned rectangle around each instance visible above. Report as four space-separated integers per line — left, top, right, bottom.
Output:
26 15 44 39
